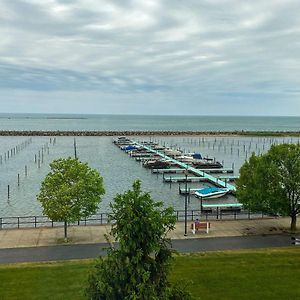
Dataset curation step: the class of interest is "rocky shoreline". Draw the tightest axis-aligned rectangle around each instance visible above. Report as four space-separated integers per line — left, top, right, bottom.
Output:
0 130 299 136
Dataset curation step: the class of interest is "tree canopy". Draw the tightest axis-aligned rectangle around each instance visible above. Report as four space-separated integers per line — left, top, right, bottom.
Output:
237 143 300 231
87 180 192 300
37 157 105 240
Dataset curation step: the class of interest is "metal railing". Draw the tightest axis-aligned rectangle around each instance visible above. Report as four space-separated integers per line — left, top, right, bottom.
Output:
0 209 273 229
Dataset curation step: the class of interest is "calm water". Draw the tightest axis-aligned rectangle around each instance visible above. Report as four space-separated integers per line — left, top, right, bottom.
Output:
0 114 299 131
0 134 299 217
0 113 299 217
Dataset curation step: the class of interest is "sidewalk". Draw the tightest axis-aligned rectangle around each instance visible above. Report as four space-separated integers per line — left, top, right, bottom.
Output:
0 217 293 249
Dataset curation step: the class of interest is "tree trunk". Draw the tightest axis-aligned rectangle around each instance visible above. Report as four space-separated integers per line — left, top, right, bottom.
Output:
64 220 68 242
290 215 297 232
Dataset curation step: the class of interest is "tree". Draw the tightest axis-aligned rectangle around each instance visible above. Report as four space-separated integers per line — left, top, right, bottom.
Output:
237 143 300 231
37 157 105 241
86 180 192 300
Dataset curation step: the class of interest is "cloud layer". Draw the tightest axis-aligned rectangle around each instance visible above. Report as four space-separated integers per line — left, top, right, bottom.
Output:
0 0 300 115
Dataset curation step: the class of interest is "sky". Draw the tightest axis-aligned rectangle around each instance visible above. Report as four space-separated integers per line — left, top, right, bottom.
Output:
0 0 300 115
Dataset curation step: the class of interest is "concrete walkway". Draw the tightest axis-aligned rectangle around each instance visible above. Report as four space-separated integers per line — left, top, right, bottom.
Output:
0 217 294 249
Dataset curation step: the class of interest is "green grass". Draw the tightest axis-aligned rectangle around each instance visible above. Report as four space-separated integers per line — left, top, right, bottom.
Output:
0 247 299 300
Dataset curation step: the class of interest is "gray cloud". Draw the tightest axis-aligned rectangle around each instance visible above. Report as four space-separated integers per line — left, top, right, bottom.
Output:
0 0 299 115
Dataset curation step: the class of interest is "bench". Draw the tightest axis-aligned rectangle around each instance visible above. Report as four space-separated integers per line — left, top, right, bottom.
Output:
191 222 210 234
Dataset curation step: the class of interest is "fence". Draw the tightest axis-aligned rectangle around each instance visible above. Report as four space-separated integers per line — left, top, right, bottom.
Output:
0 209 273 229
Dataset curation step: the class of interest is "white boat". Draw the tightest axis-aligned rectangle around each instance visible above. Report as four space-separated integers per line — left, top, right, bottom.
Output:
163 149 182 157
195 187 229 199
176 155 194 163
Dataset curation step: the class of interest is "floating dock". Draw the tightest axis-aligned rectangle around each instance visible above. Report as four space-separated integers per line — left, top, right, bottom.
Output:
196 168 234 174
133 141 236 192
163 176 207 183
202 203 243 211
152 168 186 174
217 175 239 181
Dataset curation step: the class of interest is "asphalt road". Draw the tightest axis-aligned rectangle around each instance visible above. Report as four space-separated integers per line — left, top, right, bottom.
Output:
0 234 296 264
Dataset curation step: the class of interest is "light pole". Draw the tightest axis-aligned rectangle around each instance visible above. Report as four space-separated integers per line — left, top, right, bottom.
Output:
184 169 188 236
200 196 203 213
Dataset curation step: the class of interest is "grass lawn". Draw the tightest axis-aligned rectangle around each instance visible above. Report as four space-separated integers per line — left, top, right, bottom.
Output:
0 247 299 299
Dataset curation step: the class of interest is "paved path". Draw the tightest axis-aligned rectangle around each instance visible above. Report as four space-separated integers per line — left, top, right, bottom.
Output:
0 234 294 264
0 218 293 249
0 217 297 264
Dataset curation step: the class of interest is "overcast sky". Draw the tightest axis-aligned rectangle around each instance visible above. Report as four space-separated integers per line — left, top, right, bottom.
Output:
0 0 300 115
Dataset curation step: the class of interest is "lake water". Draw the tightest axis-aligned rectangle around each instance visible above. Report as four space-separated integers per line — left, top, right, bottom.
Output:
0 114 299 131
0 134 298 217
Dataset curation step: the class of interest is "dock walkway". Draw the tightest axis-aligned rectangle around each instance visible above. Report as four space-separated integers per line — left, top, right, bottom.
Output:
134 141 236 192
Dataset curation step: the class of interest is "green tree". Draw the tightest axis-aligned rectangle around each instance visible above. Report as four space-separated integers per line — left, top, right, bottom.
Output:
86 180 192 300
237 143 300 231
37 157 105 241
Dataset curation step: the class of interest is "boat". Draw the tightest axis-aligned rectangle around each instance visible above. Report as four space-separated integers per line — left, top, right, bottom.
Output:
176 155 195 163
195 186 229 199
121 145 139 152
143 159 171 169
163 148 182 157
192 160 223 169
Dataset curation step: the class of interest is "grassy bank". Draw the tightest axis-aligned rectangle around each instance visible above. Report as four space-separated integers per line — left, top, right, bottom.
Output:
0 247 299 299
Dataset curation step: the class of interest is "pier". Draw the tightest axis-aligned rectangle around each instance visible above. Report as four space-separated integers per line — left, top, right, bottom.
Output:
133 141 236 192
217 175 239 181
163 176 207 183
152 168 186 174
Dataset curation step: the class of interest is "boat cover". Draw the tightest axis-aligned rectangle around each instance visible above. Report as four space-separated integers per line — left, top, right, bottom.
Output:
123 145 137 151
192 153 202 159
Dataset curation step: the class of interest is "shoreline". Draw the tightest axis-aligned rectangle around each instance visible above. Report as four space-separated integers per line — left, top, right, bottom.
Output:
0 130 299 137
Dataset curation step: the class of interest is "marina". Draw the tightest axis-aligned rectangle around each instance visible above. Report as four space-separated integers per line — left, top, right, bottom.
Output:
114 137 240 212
133 140 236 192
0 133 300 218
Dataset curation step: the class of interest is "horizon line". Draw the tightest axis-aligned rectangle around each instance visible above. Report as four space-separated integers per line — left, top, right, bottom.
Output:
0 112 299 118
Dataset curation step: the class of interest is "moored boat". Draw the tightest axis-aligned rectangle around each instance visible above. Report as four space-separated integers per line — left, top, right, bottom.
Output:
195 186 229 199
143 159 171 169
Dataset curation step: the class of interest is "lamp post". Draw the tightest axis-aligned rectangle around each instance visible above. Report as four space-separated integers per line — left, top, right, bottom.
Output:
200 196 203 213
184 169 188 236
